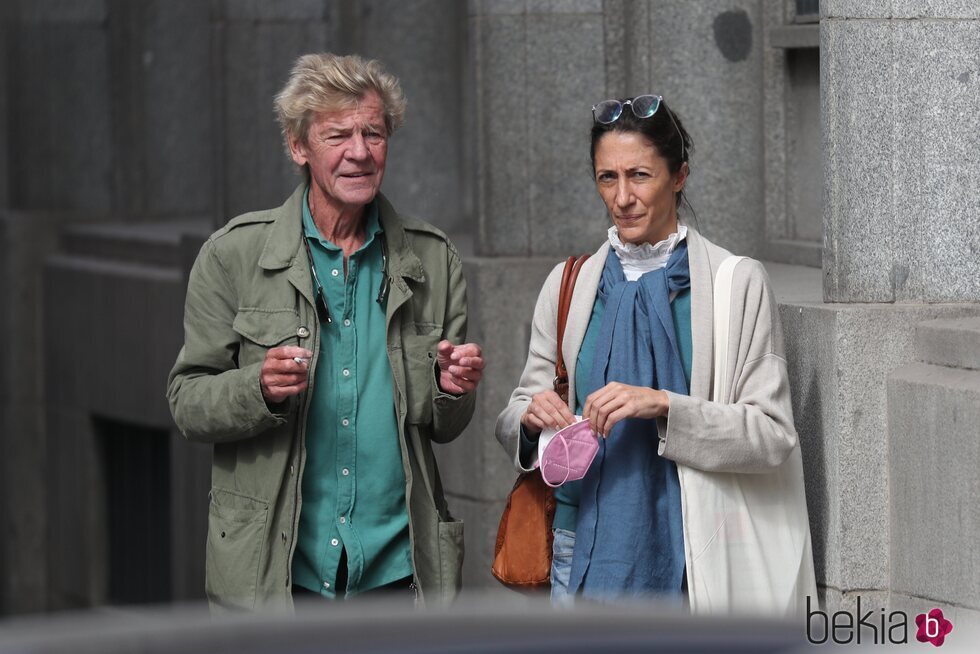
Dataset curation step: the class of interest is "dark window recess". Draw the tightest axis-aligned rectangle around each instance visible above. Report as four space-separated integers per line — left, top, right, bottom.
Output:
96 416 172 604
795 0 819 22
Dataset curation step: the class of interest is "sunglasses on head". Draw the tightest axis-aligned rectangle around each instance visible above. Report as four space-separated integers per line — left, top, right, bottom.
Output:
591 94 686 161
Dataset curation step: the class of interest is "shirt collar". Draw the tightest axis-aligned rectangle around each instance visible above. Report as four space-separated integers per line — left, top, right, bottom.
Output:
607 223 688 280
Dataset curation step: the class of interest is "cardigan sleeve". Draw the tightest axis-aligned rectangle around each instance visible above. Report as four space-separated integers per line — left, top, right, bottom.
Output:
494 263 566 472
656 259 799 473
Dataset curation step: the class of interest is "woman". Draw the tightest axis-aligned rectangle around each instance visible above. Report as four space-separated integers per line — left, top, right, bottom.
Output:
495 95 815 613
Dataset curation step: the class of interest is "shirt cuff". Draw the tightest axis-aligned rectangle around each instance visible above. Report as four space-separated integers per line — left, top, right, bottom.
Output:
656 390 682 458
432 358 466 399
518 424 539 469
249 362 290 427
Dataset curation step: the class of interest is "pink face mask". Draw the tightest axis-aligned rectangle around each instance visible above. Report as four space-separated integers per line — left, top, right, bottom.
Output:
538 419 600 488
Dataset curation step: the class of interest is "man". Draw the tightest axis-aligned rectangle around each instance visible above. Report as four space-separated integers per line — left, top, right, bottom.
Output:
167 53 483 611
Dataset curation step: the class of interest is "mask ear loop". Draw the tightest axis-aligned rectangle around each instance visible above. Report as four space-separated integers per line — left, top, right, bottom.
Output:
558 434 572 486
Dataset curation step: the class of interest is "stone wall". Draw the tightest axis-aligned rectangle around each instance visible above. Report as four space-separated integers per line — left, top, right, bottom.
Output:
822 1 980 303
889 317 980 629
797 0 980 628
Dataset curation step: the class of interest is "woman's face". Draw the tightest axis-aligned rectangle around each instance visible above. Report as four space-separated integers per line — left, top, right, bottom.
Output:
593 131 687 246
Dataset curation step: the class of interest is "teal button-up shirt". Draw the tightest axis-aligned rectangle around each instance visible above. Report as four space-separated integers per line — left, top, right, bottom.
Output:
292 188 412 598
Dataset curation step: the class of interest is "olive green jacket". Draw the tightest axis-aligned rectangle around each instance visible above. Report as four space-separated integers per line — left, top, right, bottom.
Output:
167 185 474 611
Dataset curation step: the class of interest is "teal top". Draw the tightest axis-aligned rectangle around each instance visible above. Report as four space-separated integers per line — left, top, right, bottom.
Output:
292 188 412 597
524 286 693 532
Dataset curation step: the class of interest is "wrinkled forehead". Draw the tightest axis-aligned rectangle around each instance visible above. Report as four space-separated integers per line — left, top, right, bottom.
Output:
308 90 387 130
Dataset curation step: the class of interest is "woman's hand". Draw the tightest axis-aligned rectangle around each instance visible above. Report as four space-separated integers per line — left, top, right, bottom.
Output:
584 382 670 438
520 390 576 438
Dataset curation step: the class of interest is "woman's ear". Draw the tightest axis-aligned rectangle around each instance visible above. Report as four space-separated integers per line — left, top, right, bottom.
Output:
673 162 690 192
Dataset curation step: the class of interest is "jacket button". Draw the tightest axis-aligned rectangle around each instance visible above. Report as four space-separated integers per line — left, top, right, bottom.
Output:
297 326 310 338
281 531 287 544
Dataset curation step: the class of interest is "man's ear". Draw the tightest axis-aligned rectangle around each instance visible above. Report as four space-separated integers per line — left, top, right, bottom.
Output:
287 134 308 167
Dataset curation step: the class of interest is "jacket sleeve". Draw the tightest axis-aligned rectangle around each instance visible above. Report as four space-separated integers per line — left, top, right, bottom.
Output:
494 264 565 472
166 239 287 443
657 259 798 473
429 245 477 443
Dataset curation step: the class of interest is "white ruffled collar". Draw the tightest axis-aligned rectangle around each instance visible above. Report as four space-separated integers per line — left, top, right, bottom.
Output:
607 224 687 281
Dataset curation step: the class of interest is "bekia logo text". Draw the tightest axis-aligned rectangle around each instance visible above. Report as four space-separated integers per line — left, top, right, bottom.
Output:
806 596 954 647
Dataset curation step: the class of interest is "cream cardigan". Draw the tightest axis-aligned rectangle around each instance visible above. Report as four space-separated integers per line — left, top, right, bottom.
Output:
495 226 817 614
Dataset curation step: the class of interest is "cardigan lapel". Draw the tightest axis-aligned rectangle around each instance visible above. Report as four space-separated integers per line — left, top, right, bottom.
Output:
685 227 715 401
562 241 609 410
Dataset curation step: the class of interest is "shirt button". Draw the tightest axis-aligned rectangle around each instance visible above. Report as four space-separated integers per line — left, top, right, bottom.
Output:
342 368 350 377
342 468 350 476
341 418 350 427
343 319 351 327
331 538 339 547
331 269 339 277
339 517 346 524
323 581 330 589
297 326 310 338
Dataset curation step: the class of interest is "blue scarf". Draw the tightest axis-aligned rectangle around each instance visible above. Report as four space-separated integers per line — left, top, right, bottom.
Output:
567 241 690 599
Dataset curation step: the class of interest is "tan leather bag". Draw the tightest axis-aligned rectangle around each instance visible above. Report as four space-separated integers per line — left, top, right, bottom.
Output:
491 254 590 590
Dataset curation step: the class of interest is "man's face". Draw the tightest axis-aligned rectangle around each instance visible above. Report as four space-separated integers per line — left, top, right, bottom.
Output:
288 90 388 216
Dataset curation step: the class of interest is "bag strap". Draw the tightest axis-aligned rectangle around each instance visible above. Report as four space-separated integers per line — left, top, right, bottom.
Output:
554 254 590 401
711 256 745 404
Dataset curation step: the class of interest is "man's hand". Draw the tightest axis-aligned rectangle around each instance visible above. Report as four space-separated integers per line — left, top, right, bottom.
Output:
436 340 485 395
260 346 313 405
583 382 670 438
520 389 576 439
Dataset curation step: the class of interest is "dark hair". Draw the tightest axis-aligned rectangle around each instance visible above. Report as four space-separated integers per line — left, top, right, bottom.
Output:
589 97 695 209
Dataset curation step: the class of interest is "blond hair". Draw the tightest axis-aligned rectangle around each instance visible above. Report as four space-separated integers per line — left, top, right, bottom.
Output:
274 53 406 147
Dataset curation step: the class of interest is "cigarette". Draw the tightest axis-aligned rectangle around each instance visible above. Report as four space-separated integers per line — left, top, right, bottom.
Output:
293 357 310 365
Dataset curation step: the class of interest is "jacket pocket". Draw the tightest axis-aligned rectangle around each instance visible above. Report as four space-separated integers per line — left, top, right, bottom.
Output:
205 490 269 610
402 331 440 425
232 308 301 366
436 519 464 601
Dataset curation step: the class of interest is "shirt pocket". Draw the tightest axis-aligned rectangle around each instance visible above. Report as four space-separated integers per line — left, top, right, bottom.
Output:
402 326 441 425
232 308 302 367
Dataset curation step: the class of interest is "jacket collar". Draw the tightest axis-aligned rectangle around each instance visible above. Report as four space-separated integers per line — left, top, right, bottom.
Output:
377 192 425 284
258 184 306 271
